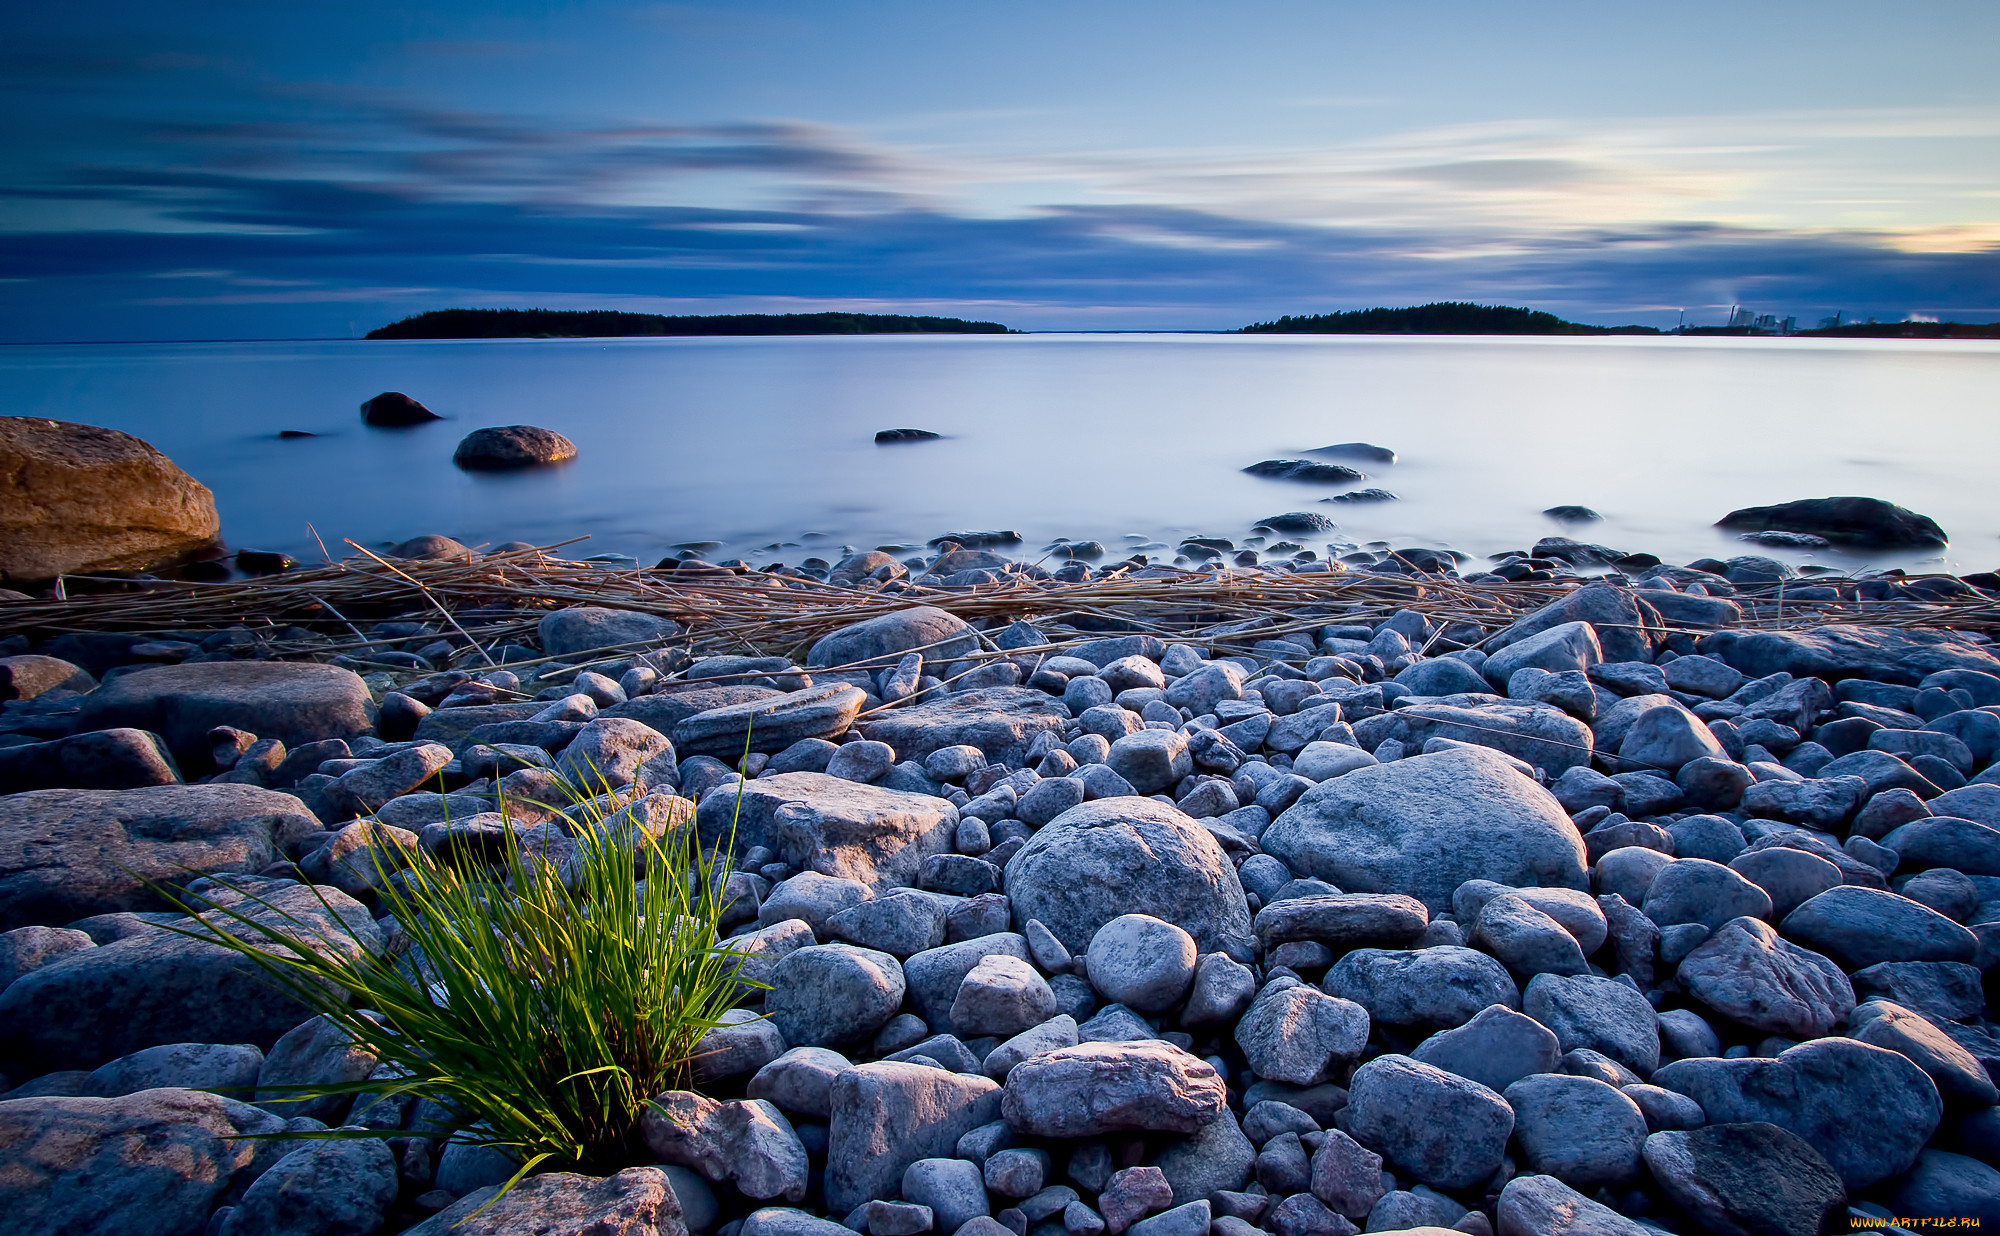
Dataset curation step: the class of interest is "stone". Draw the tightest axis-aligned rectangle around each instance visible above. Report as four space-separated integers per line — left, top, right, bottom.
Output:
1677 917 1853 1038
401 1167 681 1236
1522 974 1659 1077
1850 960 1987 1021
1848 999 2000 1106
539 607 683 658
1181 953 1257 1027
904 934 1035 1030
1473 894 1587 979
828 890 950 957
1482 622 1604 688
1005 797 1252 955
1391 702 1594 775
765 943 906 1049
1701 625 2000 686
1486 583 1663 664
0 924 95 990
0 879 382 1072
1409 1003 1562 1094
1642 1123 1847 1236
1880 1149 2000 1223
1261 748 1587 915
84 1041 263 1098
1619 705 1728 773
982 1015 1080 1083
453 424 577 470
691 1009 788 1086
1502 1073 1646 1189
1308 1129 1386 1220
759 872 873 934
1343 1054 1513 1190
1621 1084 1704 1132
1492 1173 1655 1236
0 783 320 931
1252 894 1428 953
809 607 979 671
954 954 1059 1037
1086 915 1198 1013
0 1086 284 1236
1105 731 1192 796
825 1063 1003 1212
694 772 956 891
1155 1114 1256 1206
0 654 92 702
1716 496 1946 548
215 1135 400 1236
903 1157 990 1233
1781 885 1978 968
1234 978 1370 1085
747 1046 851 1121
1652 1037 1942 1188
1323 946 1519 1029
0 416 219 580
257 1014 380 1122
675 685 866 758
1100 1167 1174 1235
1642 858 1774 933
1000 1040 1227 1136
1127 1202 1210 1236
1727 847 1843 919
1882 817 2000 877
0 727 181 794
861 689 1071 768
76 661 373 768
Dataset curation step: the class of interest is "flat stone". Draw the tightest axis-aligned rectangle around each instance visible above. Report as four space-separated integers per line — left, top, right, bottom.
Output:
1642 1123 1847 1236
1000 1040 1228 1137
1781 885 1978 968
675 684 866 758
400 1167 680 1236
1409 1003 1561 1094
693 772 957 891
859 688 1071 767
1251 894 1428 953
76 661 373 768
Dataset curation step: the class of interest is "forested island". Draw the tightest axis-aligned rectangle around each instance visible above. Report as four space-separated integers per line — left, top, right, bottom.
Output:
366 308 1014 339
1237 302 1660 335
1798 320 2000 339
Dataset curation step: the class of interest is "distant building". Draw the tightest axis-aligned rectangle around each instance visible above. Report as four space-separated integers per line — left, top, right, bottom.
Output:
1729 306 1756 329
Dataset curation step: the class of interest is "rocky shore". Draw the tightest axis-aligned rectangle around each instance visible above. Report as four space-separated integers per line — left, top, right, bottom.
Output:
6 537 2000 1236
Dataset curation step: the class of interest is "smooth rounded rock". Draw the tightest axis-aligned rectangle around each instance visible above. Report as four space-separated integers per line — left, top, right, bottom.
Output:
1343 1054 1514 1191
453 424 577 470
1503 1073 1647 1189
1676 916 1854 1038
1641 1123 1847 1236
763 943 906 1049
1087 915 1198 1013
1001 1040 1227 1137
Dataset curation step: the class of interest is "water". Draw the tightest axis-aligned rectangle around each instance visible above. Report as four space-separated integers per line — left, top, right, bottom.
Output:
2 333 1996 575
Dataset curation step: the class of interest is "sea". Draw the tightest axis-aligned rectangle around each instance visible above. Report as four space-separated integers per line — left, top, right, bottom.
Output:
2 332 1995 575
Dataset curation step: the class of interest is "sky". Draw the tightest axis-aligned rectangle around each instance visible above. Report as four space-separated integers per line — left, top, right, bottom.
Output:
3 1 1998 340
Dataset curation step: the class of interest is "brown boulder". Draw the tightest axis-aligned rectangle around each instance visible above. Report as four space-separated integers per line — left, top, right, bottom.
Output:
0 417 219 581
453 425 578 470
359 391 442 426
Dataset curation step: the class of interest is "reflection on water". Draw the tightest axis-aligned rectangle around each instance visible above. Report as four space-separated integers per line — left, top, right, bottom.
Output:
1 333 1995 574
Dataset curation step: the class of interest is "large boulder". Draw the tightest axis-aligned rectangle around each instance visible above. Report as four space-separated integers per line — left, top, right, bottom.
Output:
807 606 979 671
1652 1037 1941 1189
824 1062 1001 1212
1676 917 1853 1038
453 425 578 470
0 784 322 932
0 416 220 581
215 1135 401 1236
537 607 684 658
75 661 374 769
693 772 957 890
1004 797 1253 955
1391 702 1594 775
1698 625 2000 685
1716 496 1946 549
1641 1124 1847 1236
0 1087 288 1236
0 728 181 794
1261 748 1588 915
675 685 868 758
0 878 383 1072
857 688 1070 767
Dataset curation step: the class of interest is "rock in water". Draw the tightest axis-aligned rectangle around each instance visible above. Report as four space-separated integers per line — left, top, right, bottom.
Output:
876 429 942 444
0 416 220 580
1305 442 1397 465
1260 747 1588 914
452 425 578 470
1243 460 1365 483
359 391 442 426
1252 512 1338 534
1715 496 1947 548
1543 505 1602 523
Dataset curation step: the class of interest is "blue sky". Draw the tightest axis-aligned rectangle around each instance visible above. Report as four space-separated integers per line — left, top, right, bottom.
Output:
4 1 1998 339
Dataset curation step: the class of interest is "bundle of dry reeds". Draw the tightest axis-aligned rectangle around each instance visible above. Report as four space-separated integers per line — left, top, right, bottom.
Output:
4 541 1995 666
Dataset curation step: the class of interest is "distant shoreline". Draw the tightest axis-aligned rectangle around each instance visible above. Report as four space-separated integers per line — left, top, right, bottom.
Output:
365 308 1015 339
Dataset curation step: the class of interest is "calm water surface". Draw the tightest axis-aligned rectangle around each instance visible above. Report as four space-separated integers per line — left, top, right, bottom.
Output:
1 333 1995 574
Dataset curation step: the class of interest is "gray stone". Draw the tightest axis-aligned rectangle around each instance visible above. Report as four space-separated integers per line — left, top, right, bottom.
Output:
1128 1201 1210 1236
1493 1173 1654 1236
1105 731 1192 796
1261 748 1587 915
1100 1166 1174 1235
1701 624 2000 685
1677 916 1853 1038
1621 1084 1705 1132
859 689 1071 767
0 925 95 990
0 1087 287 1236
1619 705 1728 773
84 1041 263 1098
0 879 381 1072
904 933 1036 1030
1234 978 1370 1085
759 871 874 934
1343 1054 1513 1190
1850 960 1987 1021
1001 1040 1227 1136
1252 893 1428 953
1728 847 1843 919
1522 973 1658 1077
1883 816 2000 877
255 1014 378 1123
1472 894 1587 979
695 772 957 891
1409 1003 1561 1094
1322 946 1519 1029
216 1135 399 1236
1642 858 1773 933
75 660 373 768
1086 915 1198 1013
1652 1037 1942 1188
808 607 979 672
828 890 950 957
983 1015 1080 1083
1006 797 1252 955
720 920 817 995
904 1157 990 1234
539 607 683 657
1391 701 1595 776
827 740 896 784
1165 663 1247 716
1503 1074 1646 1189
1781 885 1979 968
765 944 905 1050
1880 1149 2000 1225
0 783 320 932
747 1046 851 1121
639 1091 810 1203
1181 952 1257 1027
1642 1123 1847 1236
1848 999 2000 1106
674 685 866 759
0 727 181 795
1308 1128 1386 1220
954 954 1059 1038
403 1167 682 1236
1483 622 1604 688
825 1063 1003 1211
691 1009 788 1086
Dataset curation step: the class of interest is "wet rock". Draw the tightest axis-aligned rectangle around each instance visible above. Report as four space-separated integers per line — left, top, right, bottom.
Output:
1006 797 1252 955
359 390 441 425
0 416 221 580
1343 1054 1513 1190
1262 748 1587 915
76 661 373 768
1652 1037 1941 1189
825 1063 1003 1213
453 424 577 470
1001 1040 1227 1137
0 783 319 931
1716 496 1946 549
1677 917 1854 1038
